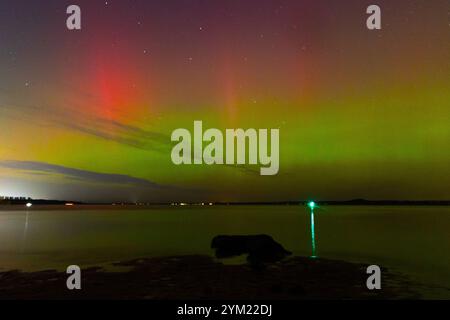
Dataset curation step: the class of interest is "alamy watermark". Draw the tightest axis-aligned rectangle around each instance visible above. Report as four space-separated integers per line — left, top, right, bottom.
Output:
171 121 279 176
366 5 382 30
66 265 81 290
66 4 382 31
66 5 81 30
366 265 382 290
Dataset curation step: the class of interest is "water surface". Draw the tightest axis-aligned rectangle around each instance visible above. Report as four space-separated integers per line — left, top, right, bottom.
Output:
0 205 449 298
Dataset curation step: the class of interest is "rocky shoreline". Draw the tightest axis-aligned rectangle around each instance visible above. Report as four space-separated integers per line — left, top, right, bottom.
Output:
0 255 419 300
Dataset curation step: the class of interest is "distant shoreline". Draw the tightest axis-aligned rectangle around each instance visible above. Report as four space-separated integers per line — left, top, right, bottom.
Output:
1 198 450 208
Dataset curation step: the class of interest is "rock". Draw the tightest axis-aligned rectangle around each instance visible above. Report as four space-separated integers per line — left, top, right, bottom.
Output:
211 235 292 266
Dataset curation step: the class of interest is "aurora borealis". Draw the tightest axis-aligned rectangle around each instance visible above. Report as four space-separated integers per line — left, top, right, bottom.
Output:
0 0 449 202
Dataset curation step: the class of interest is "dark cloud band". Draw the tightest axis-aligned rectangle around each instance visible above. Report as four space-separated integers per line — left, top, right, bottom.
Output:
0 160 164 188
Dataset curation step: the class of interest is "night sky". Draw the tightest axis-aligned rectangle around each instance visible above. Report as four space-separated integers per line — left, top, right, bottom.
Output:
0 0 449 202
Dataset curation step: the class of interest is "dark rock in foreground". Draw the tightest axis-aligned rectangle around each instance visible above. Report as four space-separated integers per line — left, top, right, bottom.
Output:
0 255 419 300
211 235 292 266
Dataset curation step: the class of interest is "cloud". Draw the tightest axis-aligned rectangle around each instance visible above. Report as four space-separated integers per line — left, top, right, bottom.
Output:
0 160 166 189
62 118 171 152
1 87 257 176
0 85 170 153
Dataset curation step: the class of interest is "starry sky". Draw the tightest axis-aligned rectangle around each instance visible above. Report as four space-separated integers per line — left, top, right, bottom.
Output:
0 0 449 202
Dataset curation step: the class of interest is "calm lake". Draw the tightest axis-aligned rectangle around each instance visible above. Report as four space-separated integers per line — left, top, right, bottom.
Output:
0 205 449 298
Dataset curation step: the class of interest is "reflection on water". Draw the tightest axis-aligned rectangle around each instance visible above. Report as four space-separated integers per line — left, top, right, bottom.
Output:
21 210 30 254
310 208 317 258
0 205 450 298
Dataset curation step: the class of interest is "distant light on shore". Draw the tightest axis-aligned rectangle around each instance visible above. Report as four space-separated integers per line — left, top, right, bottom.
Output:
26 203 32 208
308 201 316 209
